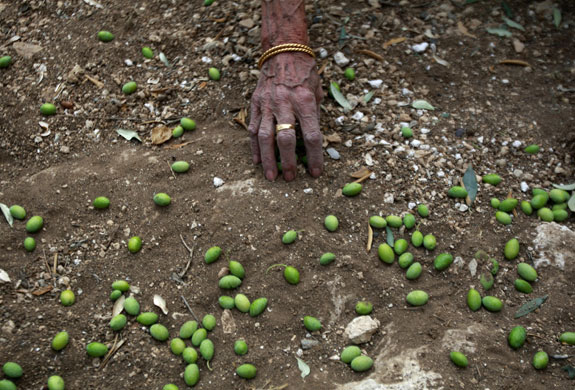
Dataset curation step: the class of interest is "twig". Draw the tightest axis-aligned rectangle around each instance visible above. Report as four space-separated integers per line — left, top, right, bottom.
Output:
167 161 177 180
356 49 384 62
84 75 105 88
366 223 373 252
53 253 58 274
475 363 482 382
42 250 52 278
317 59 329 76
162 136 205 150
353 171 372 184
178 235 194 278
101 336 126 369
181 295 201 323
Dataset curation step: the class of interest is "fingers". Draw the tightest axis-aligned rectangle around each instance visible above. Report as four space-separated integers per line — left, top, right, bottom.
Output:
293 89 323 178
258 110 278 181
274 106 297 182
248 94 263 165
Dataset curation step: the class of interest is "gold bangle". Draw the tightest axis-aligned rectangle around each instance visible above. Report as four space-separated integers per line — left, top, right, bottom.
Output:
258 43 316 69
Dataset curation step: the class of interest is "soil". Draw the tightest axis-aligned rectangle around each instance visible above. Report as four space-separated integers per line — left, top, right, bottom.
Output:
1 0 575 389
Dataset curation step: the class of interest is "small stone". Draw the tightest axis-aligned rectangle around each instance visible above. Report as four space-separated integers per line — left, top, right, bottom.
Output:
221 309 236 334
468 258 477 277
326 148 340 160
512 140 522 148
411 42 429 53
303 188 313 194
513 39 525 53
239 18 255 29
344 316 380 344
318 48 328 58
301 339 319 350
344 140 353 147
520 182 529 192
334 52 350 67
383 193 394 204
459 204 469 212
213 177 224 187
408 202 416 209
513 169 523 178
368 79 383 88
455 128 465 137
352 112 364 121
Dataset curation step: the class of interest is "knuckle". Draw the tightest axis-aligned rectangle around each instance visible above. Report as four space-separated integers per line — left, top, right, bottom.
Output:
276 131 296 148
304 130 323 147
258 129 274 143
298 89 317 107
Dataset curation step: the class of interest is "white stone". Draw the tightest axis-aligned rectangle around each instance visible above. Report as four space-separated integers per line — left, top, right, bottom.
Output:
533 222 575 270
412 42 429 53
352 111 365 121
213 177 224 187
124 59 133 66
512 140 522 148
373 97 382 105
477 136 484 143
303 188 313 194
401 88 413 96
368 79 383 88
334 51 350 66
520 182 529 192
201 56 212 63
335 116 345 126
459 204 469 212
468 258 478 277
410 139 421 148
318 47 328 58
343 316 380 344
383 193 394 204
420 128 430 134
408 202 417 209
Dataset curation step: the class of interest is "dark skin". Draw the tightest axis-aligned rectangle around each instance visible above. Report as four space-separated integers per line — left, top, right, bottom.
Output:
249 0 323 182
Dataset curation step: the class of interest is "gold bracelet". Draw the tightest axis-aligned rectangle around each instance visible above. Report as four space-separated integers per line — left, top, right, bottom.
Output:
258 43 316 69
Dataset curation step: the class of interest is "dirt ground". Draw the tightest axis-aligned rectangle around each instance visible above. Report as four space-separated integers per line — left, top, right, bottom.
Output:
1 0 575 389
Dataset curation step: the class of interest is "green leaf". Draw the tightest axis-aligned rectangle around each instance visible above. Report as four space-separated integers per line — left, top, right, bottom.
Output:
386 226 394 247
411 100 435 111
486 27 512 37
480 273 494 291
568 193 575 212
503 17 525 31
0 203 13 228
562 365 575 380
330 82 352 111
363 91 375 103
514 295 548 319
553 7 561 28
465 0 480 3
296 357 310 379
463 164 478 204
116 129 142 142
553 183 575 191
501 1 513 18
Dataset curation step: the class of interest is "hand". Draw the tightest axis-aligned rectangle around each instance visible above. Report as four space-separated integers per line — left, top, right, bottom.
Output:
248 52 323 181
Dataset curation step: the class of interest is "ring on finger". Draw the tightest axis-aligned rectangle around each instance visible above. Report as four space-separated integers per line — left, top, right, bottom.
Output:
275 123 295 133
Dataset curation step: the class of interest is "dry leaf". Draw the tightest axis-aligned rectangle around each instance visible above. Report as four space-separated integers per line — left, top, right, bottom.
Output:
112 295 126 318
383 37 406 48
154 294 169 315
356 49 384 61
325 133 342 144
32 285 53 295
499 59 531 67
351 167 371 179
163 141 193 150
458 21 477 39
151 125 172 145
367 223 373 252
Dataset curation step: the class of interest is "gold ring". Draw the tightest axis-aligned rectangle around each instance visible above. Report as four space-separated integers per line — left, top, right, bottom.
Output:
275 124 294 133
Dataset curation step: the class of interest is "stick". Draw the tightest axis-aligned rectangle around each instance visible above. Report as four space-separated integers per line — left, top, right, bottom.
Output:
101 337 126 369
42 249 52 278
356 49 384 62
84 75 105 88
353 171 372 184
181 295 201 323
178 235 194 278
167 161 177 180
53 253 58 274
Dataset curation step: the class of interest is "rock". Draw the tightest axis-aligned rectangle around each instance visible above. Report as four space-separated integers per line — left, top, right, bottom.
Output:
344 316 380 344
221 309 236 334
411 42 429 53
213 177 224 187
369 79 383 88
334 52 350 67
520 182 529 192
468 258 477 277
239 18 255 29
513 39 525 53
13 42 43 58
2 320 15 336
383 193 394 204
301 338 319 350
66 64 84 83
533 223 575 270
326 148 340 160
352 112 365 121
318 48 328 58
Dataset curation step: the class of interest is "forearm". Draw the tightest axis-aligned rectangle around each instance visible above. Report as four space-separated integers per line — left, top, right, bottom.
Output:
261 0 309 50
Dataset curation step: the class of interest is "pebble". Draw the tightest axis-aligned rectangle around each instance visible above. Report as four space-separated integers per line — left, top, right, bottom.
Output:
352 112 365 121
408 202 416 209
124 59 133 66
213 177 224 187
458 203 469 212
303 188 313 194
411 42 429 53
512 140 522 148
201 56 212 63
333 52 350 67
326 148 340 160
368 79 383 88
513 169 523 178
468 258 478 277
343 316 380 344
520 182 529 192
410 140 421 148
301 339 319 350
335 116 345 126
383 193 394 204
344 140 353 147
318 48 328 58
420 128 430 134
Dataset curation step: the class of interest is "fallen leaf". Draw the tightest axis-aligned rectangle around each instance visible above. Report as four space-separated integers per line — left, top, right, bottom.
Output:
116 129 142 142
463 164 478 205
432 55 450 67
112 295 126 318
154 294 169 315
13 42 43 58
383 37 406 48
296 357 310 379
32 285 53 295
486 27 512 37
330 82 352 111
386 226 394 247
501 0 513 18
503 16 525 31
568 193 575 212
514 295 548 319
159 52 170 67
0 269 10 283
351 167 371 179
552 182 575 191
562 365 575 380
367 223 373 252
499 59 531 67
412 99 435 111
0 203 13 227
356 49 384 61
363 91 375 103
151 126 172 145
553 7 561 28
457 21 477 39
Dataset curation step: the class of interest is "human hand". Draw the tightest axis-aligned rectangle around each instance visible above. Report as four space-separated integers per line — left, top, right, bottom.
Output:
248 52 323 182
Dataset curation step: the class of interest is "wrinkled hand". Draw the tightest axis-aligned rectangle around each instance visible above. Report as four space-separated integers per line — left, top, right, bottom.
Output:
248 52 323 182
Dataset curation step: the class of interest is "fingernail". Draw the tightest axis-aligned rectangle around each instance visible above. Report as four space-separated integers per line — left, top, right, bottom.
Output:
284 171 295 182
265 170 275 181
311 168 322 177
